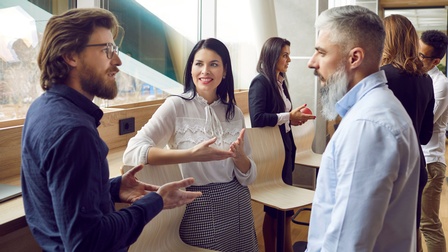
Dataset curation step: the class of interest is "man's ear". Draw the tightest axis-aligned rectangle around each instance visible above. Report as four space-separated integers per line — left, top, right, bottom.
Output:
62 52 78 67
432 58 441 68
348 47 364 69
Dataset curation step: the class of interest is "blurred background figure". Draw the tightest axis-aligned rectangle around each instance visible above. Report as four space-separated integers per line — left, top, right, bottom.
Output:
419 29 448 252
380 14 435 251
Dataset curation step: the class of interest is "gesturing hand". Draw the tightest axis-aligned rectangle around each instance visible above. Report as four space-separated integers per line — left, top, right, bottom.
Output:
120 165 202 208
229 128 251 173
190 137 234 162
156 177 202 209
290 104 316 124
120 164 160 203
229 128 246 159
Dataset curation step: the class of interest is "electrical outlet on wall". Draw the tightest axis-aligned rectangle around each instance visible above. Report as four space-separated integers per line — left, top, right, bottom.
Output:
119 117 135 135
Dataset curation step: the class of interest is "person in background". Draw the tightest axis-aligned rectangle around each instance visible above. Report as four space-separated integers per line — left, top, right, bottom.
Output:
248 36 315 252
380 15 435 251
419 29 448 252
21 8 201 252
123 38 258 252
306 5 420 251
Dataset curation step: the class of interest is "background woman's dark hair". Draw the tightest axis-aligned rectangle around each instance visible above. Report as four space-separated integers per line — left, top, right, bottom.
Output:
37 8 120 90
256 37 291 113
182 38 236 121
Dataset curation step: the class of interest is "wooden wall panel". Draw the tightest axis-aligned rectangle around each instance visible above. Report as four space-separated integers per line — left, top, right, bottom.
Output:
0 126 23 184
380 0 448 8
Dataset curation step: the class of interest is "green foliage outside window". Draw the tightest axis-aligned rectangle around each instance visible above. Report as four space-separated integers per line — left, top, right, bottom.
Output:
437 64 446 76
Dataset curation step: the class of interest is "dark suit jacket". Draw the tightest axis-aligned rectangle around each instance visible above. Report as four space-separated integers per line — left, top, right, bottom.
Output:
248 73 296 185
381 64 434 145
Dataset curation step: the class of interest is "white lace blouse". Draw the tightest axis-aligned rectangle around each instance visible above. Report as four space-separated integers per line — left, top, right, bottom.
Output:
123 93 257 186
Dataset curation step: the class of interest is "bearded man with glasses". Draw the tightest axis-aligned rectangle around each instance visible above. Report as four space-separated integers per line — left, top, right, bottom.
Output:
21 8 201 252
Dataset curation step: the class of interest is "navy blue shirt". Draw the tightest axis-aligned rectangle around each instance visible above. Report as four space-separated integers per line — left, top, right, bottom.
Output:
21 84 163 251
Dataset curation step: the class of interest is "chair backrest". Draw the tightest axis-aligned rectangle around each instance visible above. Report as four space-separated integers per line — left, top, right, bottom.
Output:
245 126 285 187
291 120 316 154
246 126 315 210
121 164 214 252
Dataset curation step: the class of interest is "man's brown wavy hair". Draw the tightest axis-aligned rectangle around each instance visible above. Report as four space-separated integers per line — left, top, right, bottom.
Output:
37 8 120 90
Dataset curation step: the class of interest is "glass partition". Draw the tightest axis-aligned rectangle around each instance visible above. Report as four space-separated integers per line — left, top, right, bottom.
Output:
0 0 325 121
102 0 199 107
216 0 258 90
0 0 195 120
0 0 54 120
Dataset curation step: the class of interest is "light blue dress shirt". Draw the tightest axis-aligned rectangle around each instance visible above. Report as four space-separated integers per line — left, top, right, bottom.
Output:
307 70 420 252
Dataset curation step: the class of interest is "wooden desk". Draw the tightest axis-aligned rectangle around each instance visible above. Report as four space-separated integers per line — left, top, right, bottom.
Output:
0 197 26 237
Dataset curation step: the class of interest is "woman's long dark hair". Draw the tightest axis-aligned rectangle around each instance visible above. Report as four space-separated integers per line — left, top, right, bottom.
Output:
182 38 236 121
256 37 291 113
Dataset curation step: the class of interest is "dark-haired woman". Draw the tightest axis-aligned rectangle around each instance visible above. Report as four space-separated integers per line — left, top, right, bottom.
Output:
124 38 258 252
249 37 315 252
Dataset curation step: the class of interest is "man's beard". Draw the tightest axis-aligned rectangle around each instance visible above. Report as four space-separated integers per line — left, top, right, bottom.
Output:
319 65 348 120
79 61 118 100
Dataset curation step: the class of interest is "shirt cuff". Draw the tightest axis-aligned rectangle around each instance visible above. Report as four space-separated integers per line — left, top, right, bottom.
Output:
109 176 122 203
132 192 163 222
277 112 290 125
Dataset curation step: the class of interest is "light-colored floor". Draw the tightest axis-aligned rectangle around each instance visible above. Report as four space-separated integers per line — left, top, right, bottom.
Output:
254 145 448 252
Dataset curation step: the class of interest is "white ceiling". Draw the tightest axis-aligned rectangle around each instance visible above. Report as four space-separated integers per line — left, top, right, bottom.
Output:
384 8 447 32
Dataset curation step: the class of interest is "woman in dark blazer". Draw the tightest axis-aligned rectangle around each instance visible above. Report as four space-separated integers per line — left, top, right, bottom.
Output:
380 14 435 251
249 37 315 252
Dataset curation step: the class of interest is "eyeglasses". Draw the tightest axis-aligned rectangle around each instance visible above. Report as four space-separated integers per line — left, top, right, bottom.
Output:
85 43 119 59
418 52 436 60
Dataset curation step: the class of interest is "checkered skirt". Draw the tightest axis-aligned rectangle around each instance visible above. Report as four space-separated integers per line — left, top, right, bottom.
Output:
180 178 258 252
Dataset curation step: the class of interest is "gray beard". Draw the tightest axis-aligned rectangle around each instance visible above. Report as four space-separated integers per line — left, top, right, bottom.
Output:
320 66 348 120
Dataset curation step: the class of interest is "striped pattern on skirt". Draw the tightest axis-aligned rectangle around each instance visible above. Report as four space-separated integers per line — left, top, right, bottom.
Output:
180 178 258 252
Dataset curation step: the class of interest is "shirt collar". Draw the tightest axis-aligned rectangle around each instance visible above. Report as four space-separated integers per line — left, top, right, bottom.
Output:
428 66 438 76
336 70 387 118
193 92 221 106
190 92 224 147
47 84 104 126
